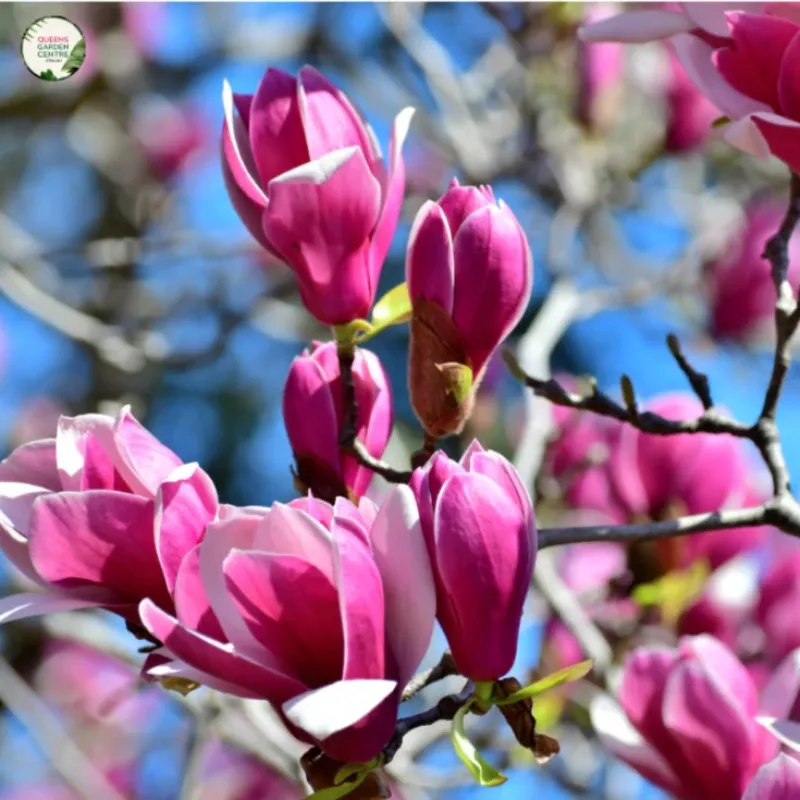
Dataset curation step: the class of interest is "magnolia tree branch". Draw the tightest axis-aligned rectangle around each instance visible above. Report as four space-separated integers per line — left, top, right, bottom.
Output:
521 172 800 548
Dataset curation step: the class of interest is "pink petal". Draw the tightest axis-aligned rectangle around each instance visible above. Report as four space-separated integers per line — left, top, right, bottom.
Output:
682 635 758 718
717 12 799 111
437 180 492 235
662 660 755 798
331 513 385 681
255 503 336 581
673 34 771 119
369 485 435 687
682 3 738 38
282 678 397 759
139 599 304 701
434 472 533 680
199 511 277 663
346 348 393 498
248 68 309 186
0 589 113 625
264 148 381 325
590 694 686 797
28 491 171 611
298 66 376 165
173 544 225 640
0 482 51 580
155 463 217 594
221 82 273 253
722 115 772 158
224 550 343 687
282 352 340 474
0 439 60 491
146 656 257 698
779 31 800 121
743 754 800 800
369 107 414 284
112 407 183 497
752 112 800 173
578 10 693 43
56 414 115 492
452 204 533 376
406 201 455 313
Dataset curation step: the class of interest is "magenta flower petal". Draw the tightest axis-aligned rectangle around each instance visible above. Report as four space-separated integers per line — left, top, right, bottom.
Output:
369 485 435 687
155 463 218 594
139 599 304 701
298 66 377 165
264 148 381 325
331 513 386 681
743 755 800 800
451 204 533 375
662 660 754 798
0 482 50 581
224 550 344 687
0 439 60 491
173 544 225 640
28 491 170 613
406 201 455 314
0 589 115 625
434 472 532 680
248 67 309 186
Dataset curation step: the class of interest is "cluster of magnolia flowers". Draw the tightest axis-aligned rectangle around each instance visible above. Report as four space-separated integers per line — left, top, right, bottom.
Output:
5 4 800 797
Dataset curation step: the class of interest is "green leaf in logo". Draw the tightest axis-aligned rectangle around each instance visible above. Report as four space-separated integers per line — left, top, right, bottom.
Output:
61 37 85 76
39 69 59 81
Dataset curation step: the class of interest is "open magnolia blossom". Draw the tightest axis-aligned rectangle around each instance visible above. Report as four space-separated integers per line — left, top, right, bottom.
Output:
591 636 800 800
0 406 217 627
139 485 436 764
222 66 413 325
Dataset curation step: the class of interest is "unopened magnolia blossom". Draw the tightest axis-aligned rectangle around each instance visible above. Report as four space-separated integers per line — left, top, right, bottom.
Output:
410 441 537 681
406 179 533 438
140 486 435 764
283 342 392 502
0 407 217 626
591 635 800 799
222 67 413 325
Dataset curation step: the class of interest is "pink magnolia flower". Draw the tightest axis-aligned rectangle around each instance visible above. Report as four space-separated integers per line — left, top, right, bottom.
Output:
221 67 413 326
0 407 217 626
591 635 800 800
406 179 532 437
707 198 800 343
409 441 536 681
608 394 768 570
139 485 435 764
283 342 392 502
704 11 800 177
743 754 800 800
576 5 625 133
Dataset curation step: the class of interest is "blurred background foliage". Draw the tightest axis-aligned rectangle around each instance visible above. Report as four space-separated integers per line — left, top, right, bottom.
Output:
0 3 796 799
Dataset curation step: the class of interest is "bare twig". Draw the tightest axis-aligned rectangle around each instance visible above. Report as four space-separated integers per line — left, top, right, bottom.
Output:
402 652 459 702
346 438 413 484
385 683 473 763
666 333 714 410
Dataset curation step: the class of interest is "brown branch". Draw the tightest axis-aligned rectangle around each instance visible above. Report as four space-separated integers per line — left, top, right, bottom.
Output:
401 652 459 702
510 172 800 547
384 683 473 763
345 438 413 484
